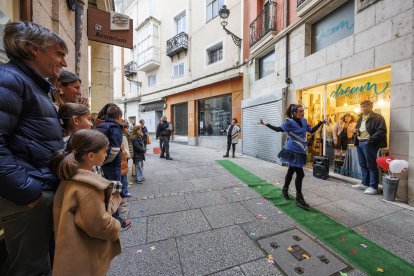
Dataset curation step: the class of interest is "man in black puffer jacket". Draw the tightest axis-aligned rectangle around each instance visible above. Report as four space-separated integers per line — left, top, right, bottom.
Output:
156 115 173 160
0 22 67 276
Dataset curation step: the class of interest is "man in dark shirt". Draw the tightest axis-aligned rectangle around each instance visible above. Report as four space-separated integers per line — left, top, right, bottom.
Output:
156 115 173 160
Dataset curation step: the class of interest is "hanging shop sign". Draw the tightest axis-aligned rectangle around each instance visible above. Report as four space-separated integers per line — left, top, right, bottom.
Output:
87 8 133 48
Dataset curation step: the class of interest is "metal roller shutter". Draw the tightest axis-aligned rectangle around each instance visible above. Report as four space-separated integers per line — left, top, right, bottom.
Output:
242 99 284 162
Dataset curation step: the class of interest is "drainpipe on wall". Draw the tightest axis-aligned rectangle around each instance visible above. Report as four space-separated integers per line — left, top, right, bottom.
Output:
75 0 85 76
283 0 292 115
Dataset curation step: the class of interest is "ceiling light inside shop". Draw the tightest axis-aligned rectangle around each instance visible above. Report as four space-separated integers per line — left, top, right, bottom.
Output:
354 107 361 113
377 99 385 107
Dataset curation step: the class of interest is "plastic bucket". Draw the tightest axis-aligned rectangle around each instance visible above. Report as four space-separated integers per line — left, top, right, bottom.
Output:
382 176 399 201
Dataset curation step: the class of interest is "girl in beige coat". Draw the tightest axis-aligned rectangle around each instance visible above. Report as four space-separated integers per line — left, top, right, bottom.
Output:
50 129 121 276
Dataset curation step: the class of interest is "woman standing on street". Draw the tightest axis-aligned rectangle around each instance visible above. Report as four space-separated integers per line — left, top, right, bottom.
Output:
260 104 325 209
222 118 241 158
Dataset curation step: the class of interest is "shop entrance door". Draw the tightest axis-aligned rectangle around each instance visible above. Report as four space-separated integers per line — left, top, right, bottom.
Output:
173 102 188 137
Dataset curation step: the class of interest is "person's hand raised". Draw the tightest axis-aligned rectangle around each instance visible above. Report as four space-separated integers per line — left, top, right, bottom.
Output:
78 97 90 108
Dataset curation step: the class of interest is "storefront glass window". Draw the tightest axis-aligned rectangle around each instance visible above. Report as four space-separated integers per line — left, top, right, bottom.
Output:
173 102 188 136
297 67 391 179
198 94 232 136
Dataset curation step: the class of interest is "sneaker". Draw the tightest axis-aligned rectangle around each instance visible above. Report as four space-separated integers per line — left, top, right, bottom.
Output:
166 157 173 160
352 183 366 190
160 155 165 158
295 194 310 209
121 220 132 231
364 187 378 195
124 192 132 197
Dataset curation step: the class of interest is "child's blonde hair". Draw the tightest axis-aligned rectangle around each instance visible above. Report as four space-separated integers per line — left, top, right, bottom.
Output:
50 129 108 180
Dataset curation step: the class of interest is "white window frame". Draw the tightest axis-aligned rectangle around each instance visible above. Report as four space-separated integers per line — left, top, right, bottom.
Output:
206 0 225 23
148 74 156 87
205 40 225 67
172 61 185 79
174 10 187 34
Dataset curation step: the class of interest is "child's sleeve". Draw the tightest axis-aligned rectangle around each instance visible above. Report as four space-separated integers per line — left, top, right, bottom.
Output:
74 190 121 241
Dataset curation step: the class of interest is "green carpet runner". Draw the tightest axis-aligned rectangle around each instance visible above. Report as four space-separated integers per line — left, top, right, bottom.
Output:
217 160 414 276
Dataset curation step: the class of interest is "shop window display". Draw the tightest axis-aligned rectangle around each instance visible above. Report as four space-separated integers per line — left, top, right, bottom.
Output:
297 67 391 179
198 95 232 136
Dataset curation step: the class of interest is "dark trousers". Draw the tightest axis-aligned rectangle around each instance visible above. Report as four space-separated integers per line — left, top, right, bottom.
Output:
225 142 236 156
356 141 380 189
284 167 305 196
0 191 54 276
160 136 170 158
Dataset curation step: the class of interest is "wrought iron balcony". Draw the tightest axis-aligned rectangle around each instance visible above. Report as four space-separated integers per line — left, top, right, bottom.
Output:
297 0 307 7
166 32 188 58
249 0 277 48
124 61 137 77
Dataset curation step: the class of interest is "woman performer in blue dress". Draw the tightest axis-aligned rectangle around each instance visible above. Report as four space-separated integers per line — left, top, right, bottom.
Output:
260 104 326 209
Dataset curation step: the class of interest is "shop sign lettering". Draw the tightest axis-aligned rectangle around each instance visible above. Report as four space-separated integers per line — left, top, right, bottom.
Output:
315 20 354 43
330 82 389 98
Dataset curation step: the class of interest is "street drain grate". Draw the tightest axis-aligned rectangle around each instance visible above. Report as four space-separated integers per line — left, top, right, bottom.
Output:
258 229 350 275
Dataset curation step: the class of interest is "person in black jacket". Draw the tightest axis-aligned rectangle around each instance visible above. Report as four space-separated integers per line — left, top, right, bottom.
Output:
156 115 173 160
351 100 387 195
0 22 68 276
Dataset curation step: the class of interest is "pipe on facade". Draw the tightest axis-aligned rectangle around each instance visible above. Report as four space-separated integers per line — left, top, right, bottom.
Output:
75 0 85 76
285 0 291 86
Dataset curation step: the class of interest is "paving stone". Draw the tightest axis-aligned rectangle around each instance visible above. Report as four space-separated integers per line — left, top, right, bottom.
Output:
177 225 264 275
185 190 229 208
240 258 283 276
302 191 332 207
108 239 182 276
242 198 285 218
129 195 189 218
158 179 196 194
202 203 256 228
347 268 368 276
220 187 262 202
191 176 244 190
314 199 385 227
210 266 244 276
128 182 160 197
147 209 211 242
240 214 296 239
120 217 147 248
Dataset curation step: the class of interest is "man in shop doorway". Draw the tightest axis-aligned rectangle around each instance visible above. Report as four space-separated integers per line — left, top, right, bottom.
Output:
156 115 173 160
0 22 67 275
352 100 387 195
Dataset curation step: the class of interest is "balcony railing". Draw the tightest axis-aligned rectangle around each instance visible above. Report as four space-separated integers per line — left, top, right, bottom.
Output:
166 32 188 58
297 0 307 7
249 1 277 48
124 61 137 77
137 47 161 72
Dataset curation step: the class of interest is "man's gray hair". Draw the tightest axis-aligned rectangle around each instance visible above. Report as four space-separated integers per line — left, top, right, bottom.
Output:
3 21 68 61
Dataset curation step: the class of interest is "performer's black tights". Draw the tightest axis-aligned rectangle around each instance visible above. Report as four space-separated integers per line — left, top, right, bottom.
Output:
283 166 305 196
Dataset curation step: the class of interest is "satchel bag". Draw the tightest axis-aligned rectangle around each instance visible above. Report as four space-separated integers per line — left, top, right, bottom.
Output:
146 134 151 145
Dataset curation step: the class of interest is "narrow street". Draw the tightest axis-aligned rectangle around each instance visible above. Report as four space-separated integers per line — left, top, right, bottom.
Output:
108 142 414 276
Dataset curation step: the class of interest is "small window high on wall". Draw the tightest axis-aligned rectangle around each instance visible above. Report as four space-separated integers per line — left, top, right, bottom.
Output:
206 0 224 22
258 50 275 79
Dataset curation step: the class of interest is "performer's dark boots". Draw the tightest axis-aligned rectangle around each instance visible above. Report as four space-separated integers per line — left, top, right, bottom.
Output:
282 186 290 200
295 194 310 209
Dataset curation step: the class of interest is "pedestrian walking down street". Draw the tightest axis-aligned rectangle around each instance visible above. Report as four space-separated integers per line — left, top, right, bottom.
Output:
132 125 146 184
351 100 387 195
0 21 67 276
156 115 173 160
260 104 326 209
222 118 241 158
140 119 149 150
50 129 121 276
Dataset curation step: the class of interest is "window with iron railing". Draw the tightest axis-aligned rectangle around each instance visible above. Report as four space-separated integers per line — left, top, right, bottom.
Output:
207 42 223 65
249 1 277 48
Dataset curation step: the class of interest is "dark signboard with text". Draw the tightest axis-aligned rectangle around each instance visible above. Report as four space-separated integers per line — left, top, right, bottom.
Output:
87 8 133 49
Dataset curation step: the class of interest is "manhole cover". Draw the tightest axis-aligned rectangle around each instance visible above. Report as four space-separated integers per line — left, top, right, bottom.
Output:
258 229 350 275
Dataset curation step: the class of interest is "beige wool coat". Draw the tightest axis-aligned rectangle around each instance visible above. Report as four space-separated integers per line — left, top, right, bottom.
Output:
53 169 121 276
